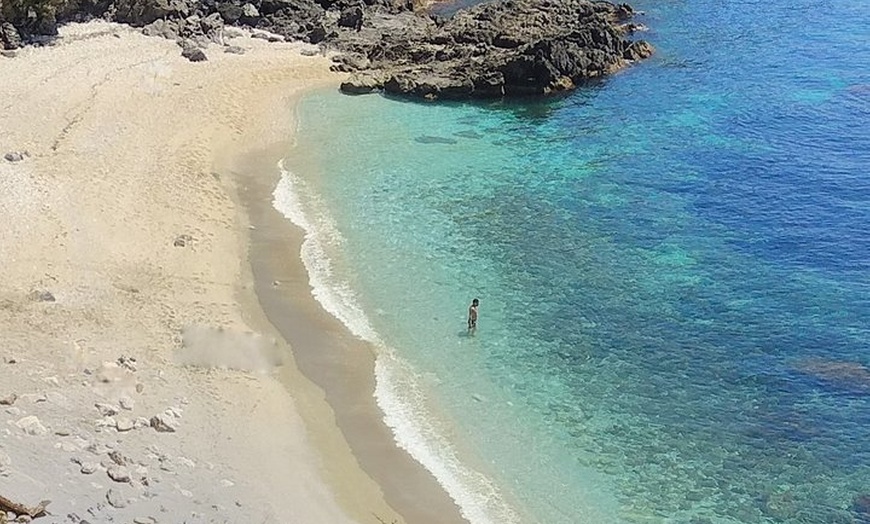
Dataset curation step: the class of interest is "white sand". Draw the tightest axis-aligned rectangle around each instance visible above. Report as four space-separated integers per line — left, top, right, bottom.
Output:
0 21 402 524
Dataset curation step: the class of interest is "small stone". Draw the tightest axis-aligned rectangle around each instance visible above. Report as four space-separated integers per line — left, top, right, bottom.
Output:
27 290 54 302
134 417 150 429
107 465 131 483
135 383 144 394
115 418 134 432
5 407 21 416
108 451 126 466
181 47 207 62
117 356 137 372
16 515 32 523
0 50 17 58
80 462 97 474
0 394 17 405
54 428 71 436
179 488 193 498
16 415 47 436
4 152 24 162
220 479 234 487
133 518 157 524
224 45 245 55
43 376 59 386
150 412 178 433
118 396 134 410
95 403 118 417
106 488 126 508
173 234 194 247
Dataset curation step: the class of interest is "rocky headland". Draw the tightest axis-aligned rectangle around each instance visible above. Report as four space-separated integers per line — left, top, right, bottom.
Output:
1 0 653 99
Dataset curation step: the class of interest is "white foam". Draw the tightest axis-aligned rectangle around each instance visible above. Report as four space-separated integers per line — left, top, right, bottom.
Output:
272 161 520 524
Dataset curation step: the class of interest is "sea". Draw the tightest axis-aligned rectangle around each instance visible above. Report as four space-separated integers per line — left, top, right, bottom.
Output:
273 0 870 522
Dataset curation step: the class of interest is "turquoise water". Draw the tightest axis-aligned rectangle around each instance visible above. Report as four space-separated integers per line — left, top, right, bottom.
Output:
276 0 870 522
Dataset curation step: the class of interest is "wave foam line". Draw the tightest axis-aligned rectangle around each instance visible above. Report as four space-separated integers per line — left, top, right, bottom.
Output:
273 160 520 524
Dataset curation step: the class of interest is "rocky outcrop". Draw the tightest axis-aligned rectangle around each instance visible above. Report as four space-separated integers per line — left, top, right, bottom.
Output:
334 0 653 99
0 0 651 99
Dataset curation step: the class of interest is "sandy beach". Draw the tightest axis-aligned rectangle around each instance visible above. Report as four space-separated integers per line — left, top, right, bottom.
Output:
0 21 464 524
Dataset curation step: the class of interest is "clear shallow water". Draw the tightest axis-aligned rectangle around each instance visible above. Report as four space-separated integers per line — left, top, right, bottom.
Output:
278 0 870 522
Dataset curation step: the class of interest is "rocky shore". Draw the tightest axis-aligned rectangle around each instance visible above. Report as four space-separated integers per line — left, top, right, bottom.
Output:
1 0 652 99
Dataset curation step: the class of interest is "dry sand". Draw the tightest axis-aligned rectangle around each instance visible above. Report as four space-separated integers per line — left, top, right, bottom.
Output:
0 21 412 524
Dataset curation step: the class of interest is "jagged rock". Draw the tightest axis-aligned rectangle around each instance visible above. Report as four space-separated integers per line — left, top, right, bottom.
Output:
240 3 260 24
118 396 135 410
337 5 363 30
0 23 22 51
150 412 178 433
624 40 654 60
107 465 131 483
339 72 384 94
112 0 195 26
329 0 653 99
16 415 48 436
224 45 245 54
201 12 224 35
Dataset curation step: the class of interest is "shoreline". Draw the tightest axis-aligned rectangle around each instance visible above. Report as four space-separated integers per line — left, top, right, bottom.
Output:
0 20 464 524
230 139 470 524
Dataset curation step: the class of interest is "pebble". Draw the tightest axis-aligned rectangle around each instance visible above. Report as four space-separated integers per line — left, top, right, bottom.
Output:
118 396 134 410
80 462 98 474
0 393 17 405
106 488 126 508
107 465 131 483
133 518 157 524
115 418 134 432
16 415 48 436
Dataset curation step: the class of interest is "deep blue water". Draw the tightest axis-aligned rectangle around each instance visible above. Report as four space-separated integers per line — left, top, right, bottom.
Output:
277 0 870 522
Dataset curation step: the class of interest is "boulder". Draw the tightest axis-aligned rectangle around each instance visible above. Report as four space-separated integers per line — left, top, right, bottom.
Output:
0 23 22 51
337 5 363 30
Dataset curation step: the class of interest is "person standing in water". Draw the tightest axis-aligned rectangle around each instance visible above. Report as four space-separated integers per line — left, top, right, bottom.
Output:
467 298 479 334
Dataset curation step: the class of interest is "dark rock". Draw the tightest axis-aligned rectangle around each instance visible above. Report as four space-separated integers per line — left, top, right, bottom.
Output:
217 2 243 23
0 23 22 51
181 46 207 61
173 233 194 246
4 151 25 162
200 13 224 35
623 40 654 60
327 0 653 99
240 2 261 24
112 0 195 26
337 6 363 30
